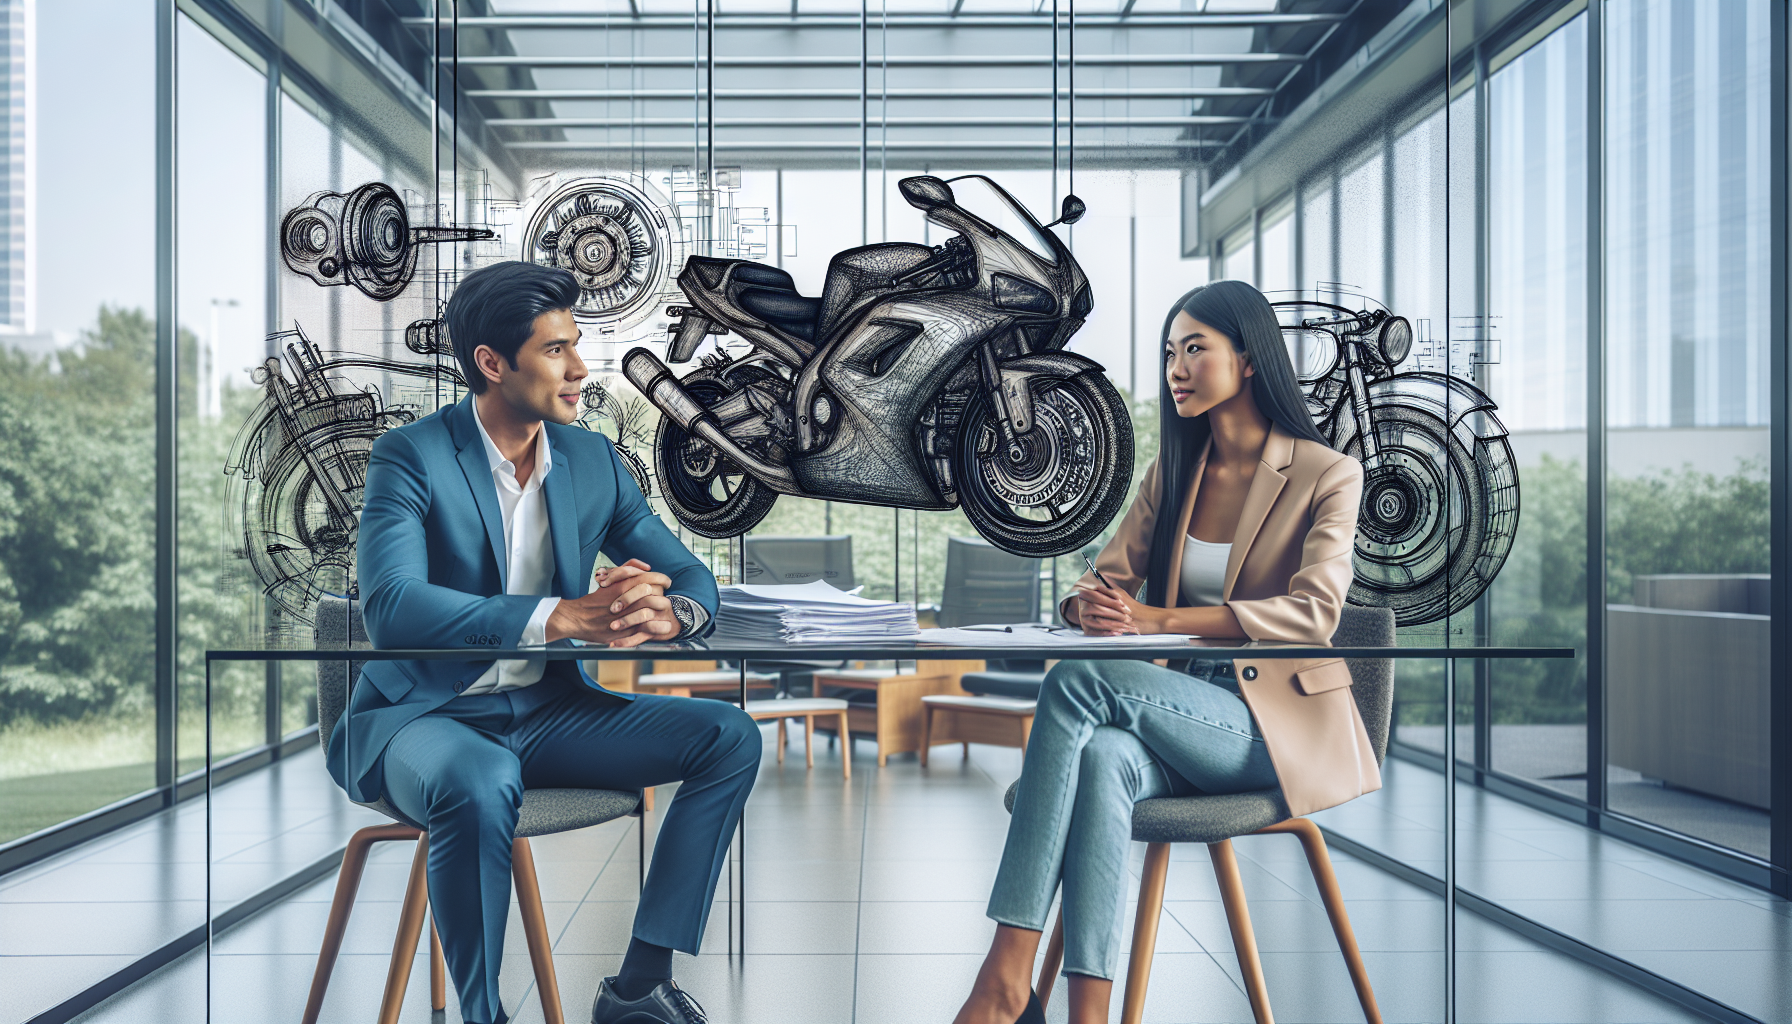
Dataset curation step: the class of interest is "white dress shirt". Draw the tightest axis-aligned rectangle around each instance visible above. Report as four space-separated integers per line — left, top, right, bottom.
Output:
461 403 563 696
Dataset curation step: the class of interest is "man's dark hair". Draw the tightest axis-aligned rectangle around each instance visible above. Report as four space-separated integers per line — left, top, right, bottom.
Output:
445 261 581 393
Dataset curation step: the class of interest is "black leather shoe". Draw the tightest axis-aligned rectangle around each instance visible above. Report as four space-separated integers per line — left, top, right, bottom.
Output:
591 976 708 1024
1016 990 1045 1024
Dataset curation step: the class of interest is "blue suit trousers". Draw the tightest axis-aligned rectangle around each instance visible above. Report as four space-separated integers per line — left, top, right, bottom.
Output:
380 668 761 1023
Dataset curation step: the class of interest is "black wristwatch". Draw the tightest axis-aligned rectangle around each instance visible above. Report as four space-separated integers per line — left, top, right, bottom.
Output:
669 595 698 638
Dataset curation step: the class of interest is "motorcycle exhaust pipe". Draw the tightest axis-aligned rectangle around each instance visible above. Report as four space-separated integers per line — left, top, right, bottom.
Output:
621 348 799 492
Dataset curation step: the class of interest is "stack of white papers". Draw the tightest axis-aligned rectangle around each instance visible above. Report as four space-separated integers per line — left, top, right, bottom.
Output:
918 624 1195 648
712 580 921 645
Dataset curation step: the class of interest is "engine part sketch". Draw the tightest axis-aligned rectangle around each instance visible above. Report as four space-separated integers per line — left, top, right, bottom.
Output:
521 175 686 333
1275 297 1519 626
577 377 656 499
225 326 466 626
624 174 1131 558
282 182 495 301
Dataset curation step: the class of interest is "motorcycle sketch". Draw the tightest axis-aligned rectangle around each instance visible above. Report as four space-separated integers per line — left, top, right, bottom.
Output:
622 174 1133 558
224 327 466 625
1274 298 1519 626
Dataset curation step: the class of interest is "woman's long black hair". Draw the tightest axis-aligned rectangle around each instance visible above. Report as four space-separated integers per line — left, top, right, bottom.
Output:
1143 279 1330 607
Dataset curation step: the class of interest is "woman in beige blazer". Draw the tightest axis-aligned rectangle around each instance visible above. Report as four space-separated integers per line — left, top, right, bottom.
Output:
951 281 1373 1024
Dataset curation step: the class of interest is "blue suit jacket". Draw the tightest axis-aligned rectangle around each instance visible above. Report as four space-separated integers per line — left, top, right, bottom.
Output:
326 395 719 804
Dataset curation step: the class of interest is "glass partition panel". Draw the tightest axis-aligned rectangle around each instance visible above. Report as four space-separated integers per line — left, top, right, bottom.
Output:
177 11 268 771
0 0 159 848
1603 0 1773 860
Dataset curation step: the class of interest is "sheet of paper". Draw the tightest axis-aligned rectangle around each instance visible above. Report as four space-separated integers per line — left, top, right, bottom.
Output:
916 625 1196 648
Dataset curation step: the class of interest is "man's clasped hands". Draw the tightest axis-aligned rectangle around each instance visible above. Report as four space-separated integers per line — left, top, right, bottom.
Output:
545 558 681 647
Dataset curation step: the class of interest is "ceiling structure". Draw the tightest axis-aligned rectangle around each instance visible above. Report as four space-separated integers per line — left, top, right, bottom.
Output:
381 0 1382 172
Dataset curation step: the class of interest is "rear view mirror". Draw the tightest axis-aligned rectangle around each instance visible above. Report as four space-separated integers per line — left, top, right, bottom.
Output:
899 176 954 211
1057 194 1087 226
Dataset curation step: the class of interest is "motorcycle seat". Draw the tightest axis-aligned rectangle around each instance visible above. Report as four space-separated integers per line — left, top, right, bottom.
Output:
728 263 823 343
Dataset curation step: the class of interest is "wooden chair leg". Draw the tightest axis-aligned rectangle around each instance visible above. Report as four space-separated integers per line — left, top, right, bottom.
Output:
1259 819 1382 1024
837 711 851 779
919 705 934 767
805 715 815 769
377 834 432 1024
1037 907 1066 1009
513 837 567 1024
1210 839 1274 1024
642 786 655 813
303 824 417 1024
777 717 787 764
429 916 446 1012
1120 842 1171 1024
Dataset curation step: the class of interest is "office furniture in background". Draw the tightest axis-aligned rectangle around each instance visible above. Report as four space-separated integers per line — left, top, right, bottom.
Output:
939 536 1051 701
919 694 1037 765
742 535 856 588
742 698 854 779
306 596 641 1024
1607 574 1770 809
811 662 981 765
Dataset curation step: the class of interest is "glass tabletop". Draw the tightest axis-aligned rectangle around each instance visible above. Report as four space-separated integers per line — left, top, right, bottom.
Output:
206 641 1577 662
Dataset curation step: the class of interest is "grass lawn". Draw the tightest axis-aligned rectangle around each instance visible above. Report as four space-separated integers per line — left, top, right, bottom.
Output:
0 714 267 846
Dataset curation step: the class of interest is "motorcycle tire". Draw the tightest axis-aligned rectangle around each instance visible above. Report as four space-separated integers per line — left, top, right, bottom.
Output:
954 369 1133 559
653 373 779 539
1333 403 1519 626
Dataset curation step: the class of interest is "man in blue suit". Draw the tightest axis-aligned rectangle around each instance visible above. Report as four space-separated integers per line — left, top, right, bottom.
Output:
330 261 759 1024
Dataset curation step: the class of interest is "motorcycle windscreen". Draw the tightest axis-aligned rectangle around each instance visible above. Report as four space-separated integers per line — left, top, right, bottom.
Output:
942 176 1059 264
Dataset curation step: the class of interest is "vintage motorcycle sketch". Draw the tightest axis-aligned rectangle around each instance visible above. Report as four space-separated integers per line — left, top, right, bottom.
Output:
1274 298 1519 626
622 174 1133 558
224 328 466 624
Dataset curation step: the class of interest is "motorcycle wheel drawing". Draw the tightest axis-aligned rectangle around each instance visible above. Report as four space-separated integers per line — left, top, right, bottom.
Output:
225 327 466 625
1274 299 1519 626
577 377 656 499
624 174 1132 558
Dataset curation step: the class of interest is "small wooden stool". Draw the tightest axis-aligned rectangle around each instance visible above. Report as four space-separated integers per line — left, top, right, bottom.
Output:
919 694 1037 766
742 698 853 779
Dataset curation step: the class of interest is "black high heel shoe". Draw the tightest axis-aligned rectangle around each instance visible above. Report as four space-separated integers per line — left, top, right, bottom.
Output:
1015 990 1046 1024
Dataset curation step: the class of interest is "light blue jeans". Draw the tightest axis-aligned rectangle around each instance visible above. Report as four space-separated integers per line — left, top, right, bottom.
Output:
987 658 1278 979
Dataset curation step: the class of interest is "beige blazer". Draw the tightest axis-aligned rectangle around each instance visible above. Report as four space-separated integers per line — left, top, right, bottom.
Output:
1061 425 1378 817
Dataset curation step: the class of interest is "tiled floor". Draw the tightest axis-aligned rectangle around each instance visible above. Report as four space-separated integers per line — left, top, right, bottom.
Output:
1311 758 1792 1022
0 748 387 1024
43 728 1730 1024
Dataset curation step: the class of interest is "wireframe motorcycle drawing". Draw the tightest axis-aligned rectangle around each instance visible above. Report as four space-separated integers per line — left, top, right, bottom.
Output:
224 327 466 624
623 174 1133 558
1274 298 1519 626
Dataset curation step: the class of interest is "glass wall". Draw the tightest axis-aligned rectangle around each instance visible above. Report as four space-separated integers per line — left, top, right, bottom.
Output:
2 0 1787 1019
1603 0 1774 858
0 0 158 848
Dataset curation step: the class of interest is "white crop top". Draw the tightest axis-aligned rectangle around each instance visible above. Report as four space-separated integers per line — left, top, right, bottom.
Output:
1180 535 1232 607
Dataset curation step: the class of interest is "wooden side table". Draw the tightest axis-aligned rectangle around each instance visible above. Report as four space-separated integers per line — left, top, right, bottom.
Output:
810 660 981 766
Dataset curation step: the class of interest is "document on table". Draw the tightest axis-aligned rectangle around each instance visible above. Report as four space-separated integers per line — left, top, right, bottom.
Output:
712 579 921 644
916 624 1196 648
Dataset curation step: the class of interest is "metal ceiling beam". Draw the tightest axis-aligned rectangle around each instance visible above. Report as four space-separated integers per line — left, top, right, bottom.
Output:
401 13 1344 29
466 86 1274 99
487 115 1253 127
504 139 1223 150
456 53 1304 68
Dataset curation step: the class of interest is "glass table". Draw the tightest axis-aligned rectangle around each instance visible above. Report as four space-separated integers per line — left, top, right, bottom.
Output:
204 640 1573 972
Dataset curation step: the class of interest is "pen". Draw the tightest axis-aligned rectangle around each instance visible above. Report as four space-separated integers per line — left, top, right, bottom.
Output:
1082 554 1115 591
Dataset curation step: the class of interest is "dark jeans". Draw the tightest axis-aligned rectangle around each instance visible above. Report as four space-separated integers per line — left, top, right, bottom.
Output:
382 673 761 1023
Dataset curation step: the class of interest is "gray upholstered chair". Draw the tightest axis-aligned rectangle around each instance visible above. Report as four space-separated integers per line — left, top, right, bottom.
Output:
303 595 643 1024
940 537 1049 701
1004 605 1395 1024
